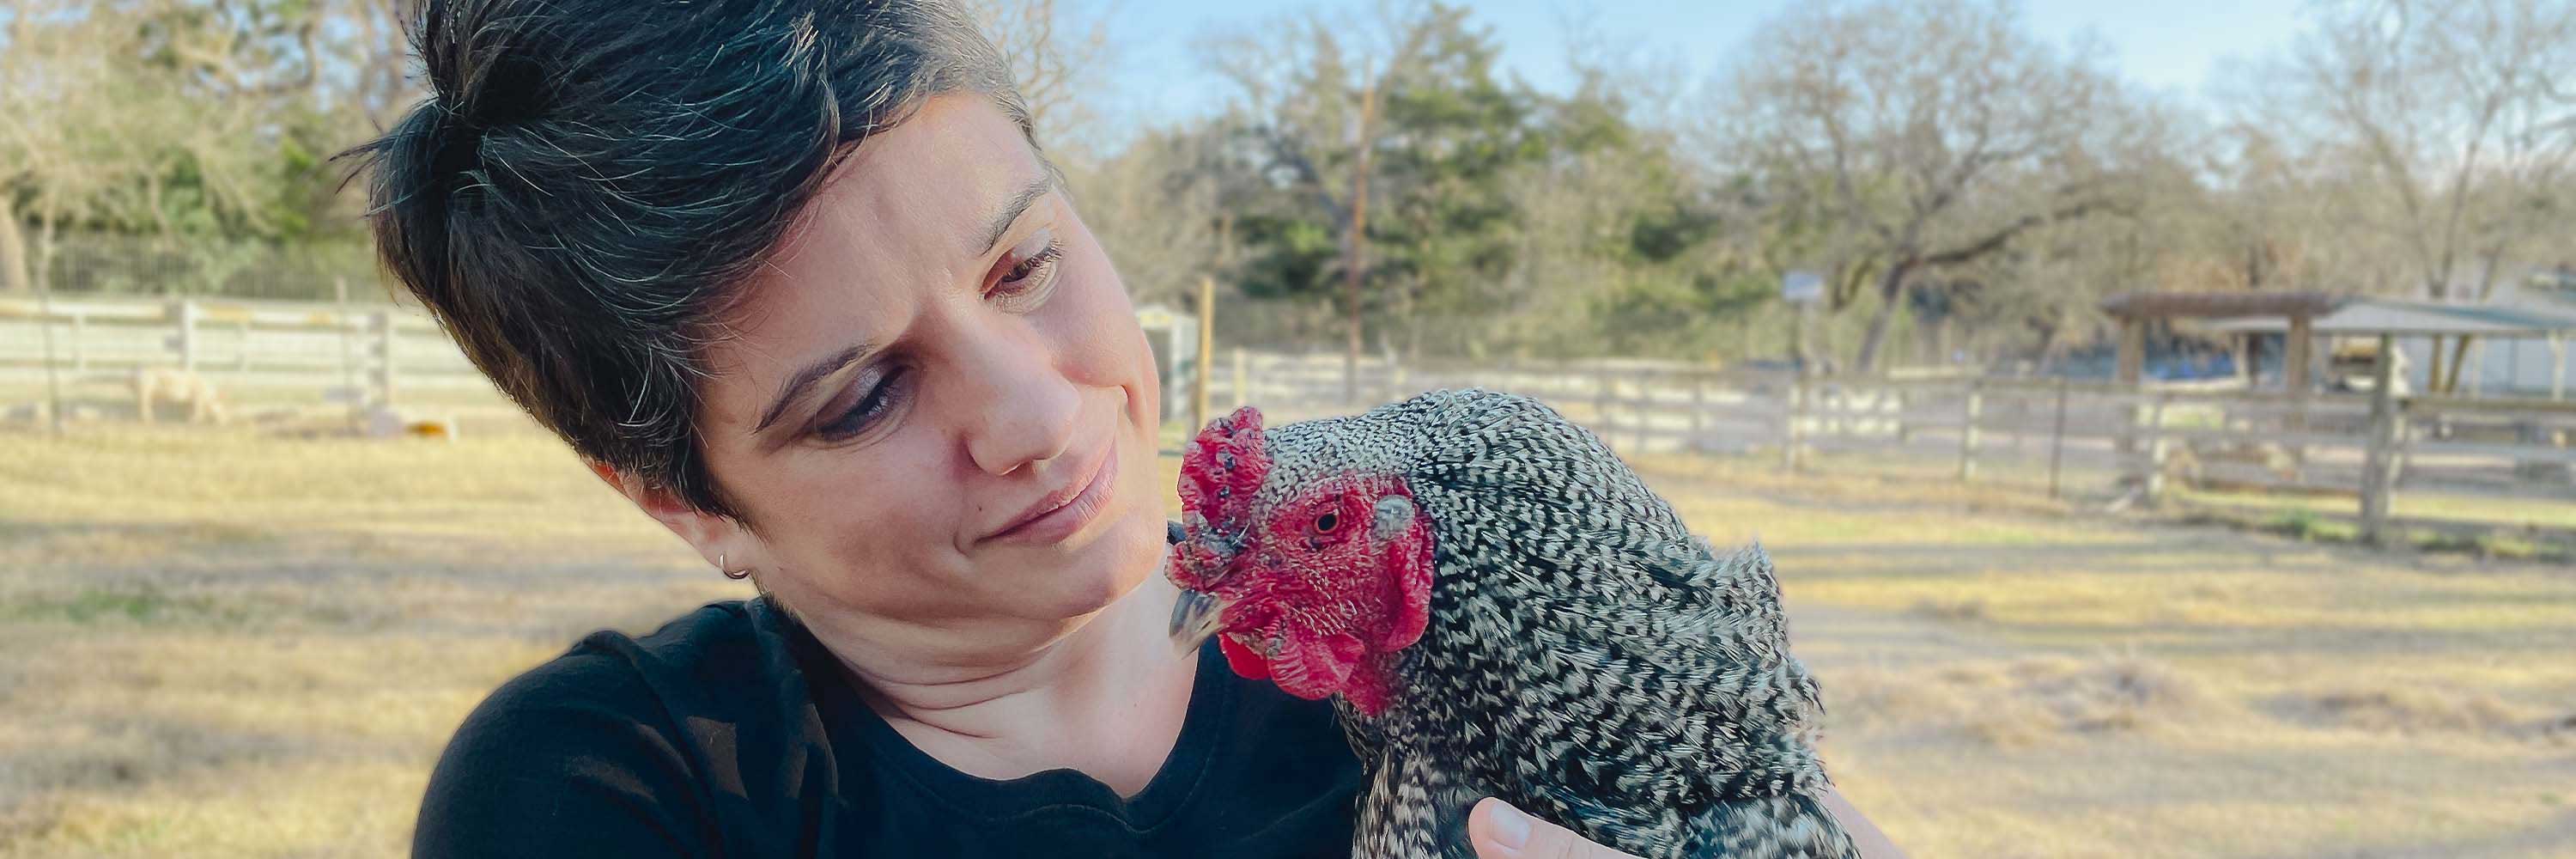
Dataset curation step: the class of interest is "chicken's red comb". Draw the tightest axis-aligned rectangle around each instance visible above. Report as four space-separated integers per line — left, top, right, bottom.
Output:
1178 405 1269 544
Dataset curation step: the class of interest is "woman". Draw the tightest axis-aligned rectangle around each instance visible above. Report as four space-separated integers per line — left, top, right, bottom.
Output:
352 1 1903 856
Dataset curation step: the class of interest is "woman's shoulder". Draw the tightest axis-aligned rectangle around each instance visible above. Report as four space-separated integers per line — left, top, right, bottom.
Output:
462 599 791 720
415 598 835 858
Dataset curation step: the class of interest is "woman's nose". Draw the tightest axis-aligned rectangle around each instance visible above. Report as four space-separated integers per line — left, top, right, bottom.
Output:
951 324 1082 477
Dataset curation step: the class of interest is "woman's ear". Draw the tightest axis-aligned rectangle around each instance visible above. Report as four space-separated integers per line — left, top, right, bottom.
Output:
586 460 757 572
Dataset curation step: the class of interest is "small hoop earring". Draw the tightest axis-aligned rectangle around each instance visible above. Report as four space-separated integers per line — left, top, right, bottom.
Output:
718 551 751 581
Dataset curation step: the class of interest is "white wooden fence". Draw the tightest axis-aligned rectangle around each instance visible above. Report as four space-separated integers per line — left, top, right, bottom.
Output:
1206 350 2576 546
10 295 2573 546
0 296 489 410
1 295 1204 421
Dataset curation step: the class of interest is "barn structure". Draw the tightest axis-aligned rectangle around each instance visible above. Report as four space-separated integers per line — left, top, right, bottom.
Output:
2100 291 2576 399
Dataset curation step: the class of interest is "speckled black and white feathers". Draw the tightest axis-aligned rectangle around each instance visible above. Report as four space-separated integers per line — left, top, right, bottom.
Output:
1257 389 1858 859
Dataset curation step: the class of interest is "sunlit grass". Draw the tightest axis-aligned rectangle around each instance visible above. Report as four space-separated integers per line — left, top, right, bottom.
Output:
2175 482 2576 531
2 421 2571 857
1634 460 2576 859
0 421 737 858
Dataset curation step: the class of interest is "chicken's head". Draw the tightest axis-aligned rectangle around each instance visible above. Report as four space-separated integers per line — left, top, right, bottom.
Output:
1166 405 1433 716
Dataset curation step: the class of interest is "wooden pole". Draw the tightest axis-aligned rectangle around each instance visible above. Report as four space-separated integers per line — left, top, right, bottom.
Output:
2115 319 2145 387
1633 373 1649 452
2116 318 2144 460
2233 332 2254 387
1894 387 1913 444
2550 332 2565 402
1689 373 1706 452
1231 347 1248 409
35 279 64 436
172 298 199 373
1595 369 1611 428
1192 276 1213 432
2428 334 2447 395
2143 392 2172 504
2361 332 2401 545
2285 316 2313 394
336 277 358 417
1341 77 1381 406
2286 314 2313 478
1781 375 1806 472
373 310 398 411
2464 340 2483 399
1957 380 1983 483
2048 376 2069 499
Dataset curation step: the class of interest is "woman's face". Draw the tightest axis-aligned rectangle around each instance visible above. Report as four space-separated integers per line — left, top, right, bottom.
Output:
659 94 1168 650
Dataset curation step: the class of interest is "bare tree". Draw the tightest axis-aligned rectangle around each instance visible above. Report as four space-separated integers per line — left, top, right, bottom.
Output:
2255 0 2576 392
337 0 429 132
2 0 160 295
963 0 1111 149
3 0 358 295
1712 0 2166 373
1200 1 1449 399
1063 123 1236 307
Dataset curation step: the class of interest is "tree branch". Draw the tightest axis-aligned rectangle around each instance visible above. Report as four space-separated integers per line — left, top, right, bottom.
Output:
1921 196 2112 268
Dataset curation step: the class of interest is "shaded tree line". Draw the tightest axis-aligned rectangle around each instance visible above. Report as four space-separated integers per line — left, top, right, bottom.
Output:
1070 0 2575 382
8 0 2571 387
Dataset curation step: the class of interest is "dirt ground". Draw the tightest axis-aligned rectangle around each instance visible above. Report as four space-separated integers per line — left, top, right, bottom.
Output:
1 423 2570 858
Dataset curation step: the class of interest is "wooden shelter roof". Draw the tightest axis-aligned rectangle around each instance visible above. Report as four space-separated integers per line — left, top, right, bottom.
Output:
2202 298 2576 338
2099 291 2344 320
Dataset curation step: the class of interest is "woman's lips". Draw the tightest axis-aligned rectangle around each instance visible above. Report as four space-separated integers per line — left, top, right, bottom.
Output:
985 443 1119 546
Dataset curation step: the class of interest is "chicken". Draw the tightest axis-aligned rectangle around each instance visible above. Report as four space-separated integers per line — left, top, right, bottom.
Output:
1168 389 1857 859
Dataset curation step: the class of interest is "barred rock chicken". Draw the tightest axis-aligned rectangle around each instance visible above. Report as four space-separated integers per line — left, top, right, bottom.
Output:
1167 389 1856 859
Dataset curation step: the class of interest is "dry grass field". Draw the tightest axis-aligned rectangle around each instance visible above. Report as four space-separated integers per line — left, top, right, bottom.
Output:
2 422 2572 857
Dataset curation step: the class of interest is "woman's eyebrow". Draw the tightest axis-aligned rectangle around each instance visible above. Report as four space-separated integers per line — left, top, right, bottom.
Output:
753 340 873 435
972 175 1055 256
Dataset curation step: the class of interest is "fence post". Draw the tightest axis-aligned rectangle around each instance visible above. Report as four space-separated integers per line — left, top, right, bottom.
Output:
2047 377 2069 499
35 288 64 436
373 310 398 410
69 312 86 372
235 320 253 373
2549 332 2567 402
1635 373 1651 452
1192 276 1213 432
1689 373 1706 453
1595 369 1614 440
1231 347 1248 409
2360 333 2403 545
170 298 200 373
2143 392 2172 503
1781 375 1806 472
1894 387 1912 445
1957 380 1983 482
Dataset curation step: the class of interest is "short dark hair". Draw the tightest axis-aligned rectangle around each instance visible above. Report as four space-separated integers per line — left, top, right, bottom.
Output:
344 0 1036 517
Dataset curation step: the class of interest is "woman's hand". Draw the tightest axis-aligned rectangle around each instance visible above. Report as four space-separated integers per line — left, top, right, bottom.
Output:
1466 798 1643 859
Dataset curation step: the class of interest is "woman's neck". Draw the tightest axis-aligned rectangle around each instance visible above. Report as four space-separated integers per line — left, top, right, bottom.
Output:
817 576 1199 795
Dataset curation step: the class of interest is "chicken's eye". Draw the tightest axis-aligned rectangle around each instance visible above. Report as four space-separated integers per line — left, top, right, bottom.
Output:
1315 512 1339 533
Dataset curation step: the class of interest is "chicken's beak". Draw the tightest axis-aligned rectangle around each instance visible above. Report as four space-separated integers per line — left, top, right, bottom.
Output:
1169 588 1228 655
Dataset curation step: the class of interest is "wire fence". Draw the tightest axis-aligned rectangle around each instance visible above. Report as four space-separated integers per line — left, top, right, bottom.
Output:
32 234 382 302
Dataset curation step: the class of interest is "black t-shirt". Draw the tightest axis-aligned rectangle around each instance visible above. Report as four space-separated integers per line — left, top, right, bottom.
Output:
411 595 1364 857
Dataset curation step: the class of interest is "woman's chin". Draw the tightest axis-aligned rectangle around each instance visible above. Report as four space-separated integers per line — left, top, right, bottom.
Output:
1030 508 1167 619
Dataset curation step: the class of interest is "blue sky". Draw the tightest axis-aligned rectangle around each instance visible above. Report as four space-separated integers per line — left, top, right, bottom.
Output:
1082 0 2315 130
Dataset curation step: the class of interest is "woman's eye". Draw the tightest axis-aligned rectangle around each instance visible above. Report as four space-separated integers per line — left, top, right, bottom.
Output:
815 367 910 443
988 228 1065 308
